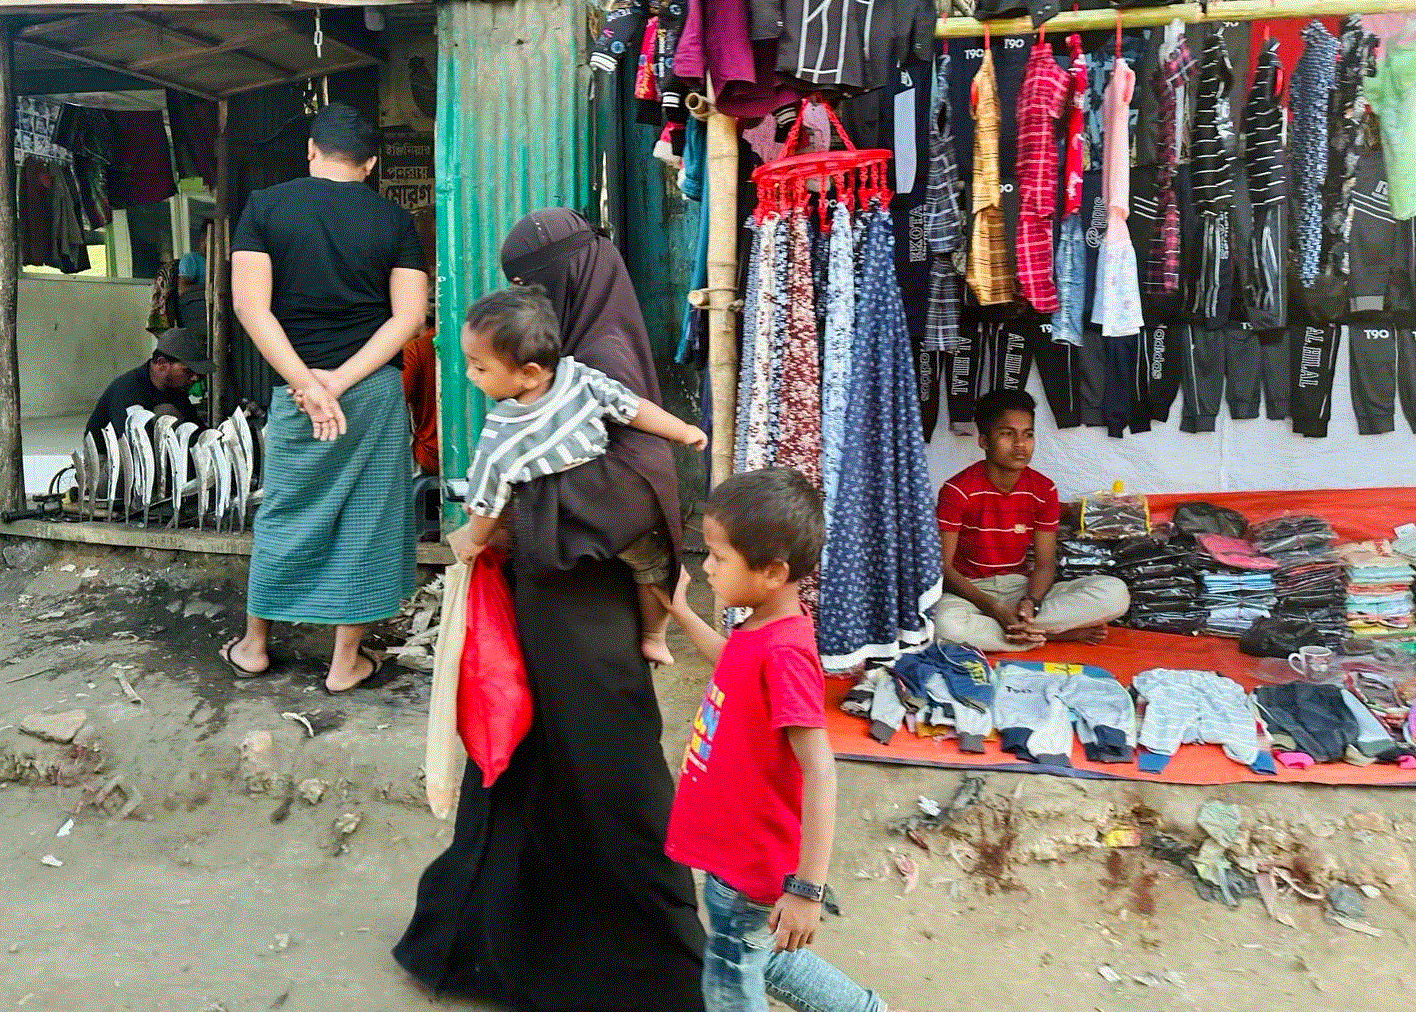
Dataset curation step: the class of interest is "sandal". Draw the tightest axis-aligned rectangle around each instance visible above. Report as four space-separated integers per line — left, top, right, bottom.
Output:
221 638 270 679
323 646 385 695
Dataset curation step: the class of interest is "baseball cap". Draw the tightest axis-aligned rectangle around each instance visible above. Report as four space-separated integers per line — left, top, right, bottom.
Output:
177 251 206 284
155 328 215 374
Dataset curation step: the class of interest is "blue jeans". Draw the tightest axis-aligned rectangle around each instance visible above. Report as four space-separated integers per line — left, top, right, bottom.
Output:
701 874 884 1012
1050 214 1086 348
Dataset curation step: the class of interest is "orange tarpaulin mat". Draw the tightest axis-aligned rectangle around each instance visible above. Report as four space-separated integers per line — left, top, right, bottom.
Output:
827 487 1416 786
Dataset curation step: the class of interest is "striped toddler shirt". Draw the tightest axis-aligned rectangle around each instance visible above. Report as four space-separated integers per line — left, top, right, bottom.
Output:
465 356 640 518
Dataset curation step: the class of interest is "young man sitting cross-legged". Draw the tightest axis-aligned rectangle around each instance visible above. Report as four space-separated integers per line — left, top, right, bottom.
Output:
934 390 1130 652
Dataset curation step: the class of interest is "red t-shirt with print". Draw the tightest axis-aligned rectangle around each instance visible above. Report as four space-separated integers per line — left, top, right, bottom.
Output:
936 460 1060 580
665 612 824 904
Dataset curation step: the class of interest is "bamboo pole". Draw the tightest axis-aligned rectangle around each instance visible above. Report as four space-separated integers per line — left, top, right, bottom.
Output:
210 98 229 423
0 18 20 513
936 0 1416 37
696 91 740 493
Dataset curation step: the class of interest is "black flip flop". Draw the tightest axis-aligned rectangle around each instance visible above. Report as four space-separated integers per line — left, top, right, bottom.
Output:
221 639 270 679
323 646 386 695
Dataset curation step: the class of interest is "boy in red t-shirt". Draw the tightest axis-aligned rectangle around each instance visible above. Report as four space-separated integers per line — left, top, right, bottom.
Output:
656 467 904 1012
935 389 1129 652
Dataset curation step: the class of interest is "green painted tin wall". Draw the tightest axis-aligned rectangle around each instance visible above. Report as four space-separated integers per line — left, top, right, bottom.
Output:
434 0 594 488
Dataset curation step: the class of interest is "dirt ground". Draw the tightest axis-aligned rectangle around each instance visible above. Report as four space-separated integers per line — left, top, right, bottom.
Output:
2 538 1415 1012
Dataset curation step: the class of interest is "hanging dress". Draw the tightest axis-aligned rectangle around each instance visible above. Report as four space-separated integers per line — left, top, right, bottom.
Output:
776 208 822 491
818 203 943 671
821 199 856 528
1091 50 1144 338
737 214 781 471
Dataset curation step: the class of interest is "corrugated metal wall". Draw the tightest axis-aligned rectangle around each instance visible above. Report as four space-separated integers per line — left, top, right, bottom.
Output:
434 0 593 483
606 70 704 504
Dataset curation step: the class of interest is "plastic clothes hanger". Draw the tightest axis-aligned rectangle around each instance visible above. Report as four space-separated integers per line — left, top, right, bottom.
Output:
971 22 991 108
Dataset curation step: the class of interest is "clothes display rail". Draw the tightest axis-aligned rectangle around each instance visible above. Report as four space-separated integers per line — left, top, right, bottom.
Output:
936 0 1416 38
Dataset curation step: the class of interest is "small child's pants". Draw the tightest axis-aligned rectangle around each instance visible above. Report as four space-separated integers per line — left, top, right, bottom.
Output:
619 524 671 586
701 875 883 1012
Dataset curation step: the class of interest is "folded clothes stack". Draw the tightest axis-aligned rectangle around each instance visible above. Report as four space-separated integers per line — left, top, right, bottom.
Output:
1078 492 1151 540
1056 537 1117 581
1111 533 1207 635
1190 534 1278 637
1336 541 1416 639
1249 515 1336 557
1271 549 1349 643
1249 516 1347 645
1198 571 1277 636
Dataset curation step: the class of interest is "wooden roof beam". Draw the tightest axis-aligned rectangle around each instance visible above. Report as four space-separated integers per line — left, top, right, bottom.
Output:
219 54 376 97
22 17 155 48
19 13 101 37
115 12 294 78
127 27 286 70
14 37 218 100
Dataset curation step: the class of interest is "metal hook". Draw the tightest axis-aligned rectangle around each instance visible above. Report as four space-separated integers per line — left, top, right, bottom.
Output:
314 8 325 59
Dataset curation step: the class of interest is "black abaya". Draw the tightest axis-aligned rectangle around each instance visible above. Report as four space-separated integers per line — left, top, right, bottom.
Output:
393 558 706 1012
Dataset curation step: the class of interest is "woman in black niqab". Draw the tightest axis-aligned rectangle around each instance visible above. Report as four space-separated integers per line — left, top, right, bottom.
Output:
393 208 705 1012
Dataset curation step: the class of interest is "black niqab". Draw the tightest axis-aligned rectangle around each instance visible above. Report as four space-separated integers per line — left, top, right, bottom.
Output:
500 208 683 586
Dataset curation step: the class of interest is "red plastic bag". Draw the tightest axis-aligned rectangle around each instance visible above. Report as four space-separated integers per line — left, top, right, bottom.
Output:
457 548 533 787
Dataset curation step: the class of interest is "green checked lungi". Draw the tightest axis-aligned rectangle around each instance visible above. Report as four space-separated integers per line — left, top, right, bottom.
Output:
247 365 415 625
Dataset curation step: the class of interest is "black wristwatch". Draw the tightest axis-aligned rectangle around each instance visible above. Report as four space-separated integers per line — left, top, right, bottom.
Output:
782 874 826 902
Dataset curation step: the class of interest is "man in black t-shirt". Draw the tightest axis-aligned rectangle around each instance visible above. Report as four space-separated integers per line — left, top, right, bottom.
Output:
84 327 211 447
221 102 427 695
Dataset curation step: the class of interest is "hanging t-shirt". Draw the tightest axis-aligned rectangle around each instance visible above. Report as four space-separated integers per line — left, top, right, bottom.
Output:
1367 36 1416 221
1321 16 1379 280
966 50 1015 306
232 176 426 371
1092 55 1144 338
1014 41 1071 315
885 59 942 442
1143 33 1194 314
1183 20 1250 154
947 34 1032 176
108 110 176 208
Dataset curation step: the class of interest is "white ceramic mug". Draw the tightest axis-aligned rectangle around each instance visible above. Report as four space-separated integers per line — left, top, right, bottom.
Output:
1288 645 1334 680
